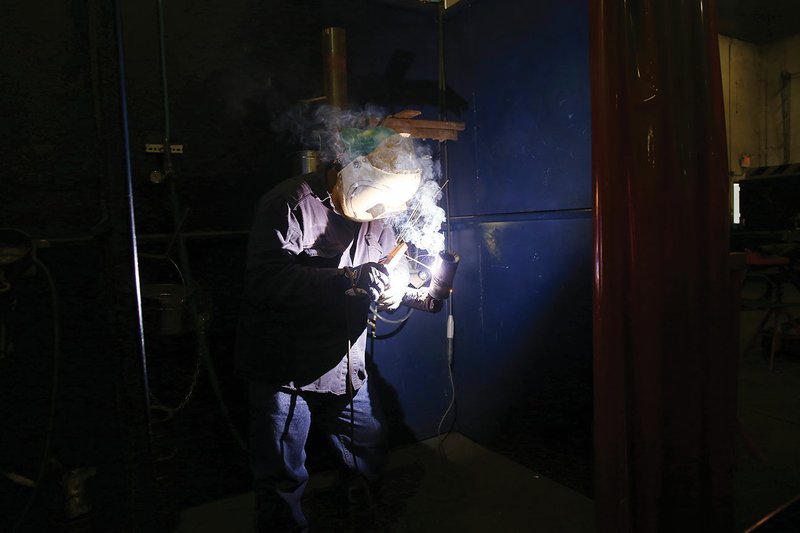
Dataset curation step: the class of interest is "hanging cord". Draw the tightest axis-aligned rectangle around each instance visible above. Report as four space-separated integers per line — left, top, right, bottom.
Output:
435 1 457 458
10 254 61 533
155 0 246 451
436 173 457 455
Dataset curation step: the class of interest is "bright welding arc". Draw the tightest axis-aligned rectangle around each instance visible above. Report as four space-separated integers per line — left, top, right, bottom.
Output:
402 252 432 271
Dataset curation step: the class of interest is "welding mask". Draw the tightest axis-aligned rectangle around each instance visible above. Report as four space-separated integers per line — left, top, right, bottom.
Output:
331 134 422 222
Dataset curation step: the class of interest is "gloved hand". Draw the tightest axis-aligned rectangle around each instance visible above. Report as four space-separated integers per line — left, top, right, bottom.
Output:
377 283 405 311
377 259 410 311
344 262 389 302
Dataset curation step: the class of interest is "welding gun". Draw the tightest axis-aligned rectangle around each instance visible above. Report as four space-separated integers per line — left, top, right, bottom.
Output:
401 250 459 313
380 242 460 313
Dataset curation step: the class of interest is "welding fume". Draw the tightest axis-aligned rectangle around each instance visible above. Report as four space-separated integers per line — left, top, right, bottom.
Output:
332 131 459 313
236 121 458 531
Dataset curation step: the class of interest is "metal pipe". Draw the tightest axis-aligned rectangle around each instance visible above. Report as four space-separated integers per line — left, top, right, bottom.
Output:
113 0 153 443
322 27 347 108
157 0 171 143
781 71 792 164
290 150 321 176
167 180 247 451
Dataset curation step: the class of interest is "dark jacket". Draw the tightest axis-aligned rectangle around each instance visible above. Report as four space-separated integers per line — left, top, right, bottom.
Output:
235 170 397 394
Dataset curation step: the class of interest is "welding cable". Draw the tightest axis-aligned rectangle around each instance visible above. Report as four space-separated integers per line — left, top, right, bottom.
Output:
10 256 61 533
369 303 414 325
368 304 412 341
436 314 457 458
371 321 409 340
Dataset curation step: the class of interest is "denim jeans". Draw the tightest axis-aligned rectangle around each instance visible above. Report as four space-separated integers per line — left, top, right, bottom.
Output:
248 377 387 532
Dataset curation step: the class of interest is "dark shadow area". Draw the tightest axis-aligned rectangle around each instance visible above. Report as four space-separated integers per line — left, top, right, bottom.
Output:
735 277 800 531
351 49 468 115
0 243 129 532
486 261 594 497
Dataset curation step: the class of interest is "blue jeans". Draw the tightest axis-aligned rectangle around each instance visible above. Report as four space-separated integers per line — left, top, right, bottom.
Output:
248 378 387 532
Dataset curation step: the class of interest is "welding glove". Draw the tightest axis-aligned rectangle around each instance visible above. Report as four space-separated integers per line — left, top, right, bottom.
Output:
377 259 410 311
343 262 390 302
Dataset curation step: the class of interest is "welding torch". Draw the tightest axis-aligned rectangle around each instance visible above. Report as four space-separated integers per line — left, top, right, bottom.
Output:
380 241 460 314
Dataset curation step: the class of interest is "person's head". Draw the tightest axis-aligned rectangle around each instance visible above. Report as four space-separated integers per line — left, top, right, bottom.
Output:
330 133 422 222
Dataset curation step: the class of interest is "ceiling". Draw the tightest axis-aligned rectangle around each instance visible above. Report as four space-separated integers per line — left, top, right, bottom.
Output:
717 0 800 43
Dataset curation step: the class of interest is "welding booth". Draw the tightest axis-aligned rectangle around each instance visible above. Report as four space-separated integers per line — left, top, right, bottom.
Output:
1 0 736 532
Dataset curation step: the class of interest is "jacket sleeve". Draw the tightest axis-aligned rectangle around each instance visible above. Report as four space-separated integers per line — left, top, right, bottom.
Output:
242 196 348 312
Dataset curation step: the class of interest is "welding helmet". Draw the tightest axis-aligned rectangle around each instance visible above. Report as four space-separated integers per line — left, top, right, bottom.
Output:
331 133 422 222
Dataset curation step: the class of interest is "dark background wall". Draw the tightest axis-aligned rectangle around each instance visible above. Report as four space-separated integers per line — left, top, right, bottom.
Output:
0 0 591 529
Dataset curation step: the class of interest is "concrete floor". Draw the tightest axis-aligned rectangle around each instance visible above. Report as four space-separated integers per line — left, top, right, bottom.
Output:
175 432 594 533
734 289 800 532
172 272 800 533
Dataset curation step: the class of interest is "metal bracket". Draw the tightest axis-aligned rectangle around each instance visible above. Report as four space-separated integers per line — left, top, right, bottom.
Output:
145 143 184 154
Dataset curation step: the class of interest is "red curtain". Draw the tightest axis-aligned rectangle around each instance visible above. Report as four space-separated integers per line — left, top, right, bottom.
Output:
591 0 735 531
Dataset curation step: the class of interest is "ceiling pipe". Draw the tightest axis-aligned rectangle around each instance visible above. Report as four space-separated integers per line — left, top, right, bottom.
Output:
322 27 347 108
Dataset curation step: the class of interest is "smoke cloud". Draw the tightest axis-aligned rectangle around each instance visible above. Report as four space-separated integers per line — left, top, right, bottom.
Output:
279 104 447 254
387 147 446 255
275 103 386 163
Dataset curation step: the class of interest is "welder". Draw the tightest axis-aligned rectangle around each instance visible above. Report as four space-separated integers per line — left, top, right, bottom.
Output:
235 132 421 532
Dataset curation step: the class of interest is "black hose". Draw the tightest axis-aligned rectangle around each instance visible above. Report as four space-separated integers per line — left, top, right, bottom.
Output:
370 304 414 325
10 257 61 533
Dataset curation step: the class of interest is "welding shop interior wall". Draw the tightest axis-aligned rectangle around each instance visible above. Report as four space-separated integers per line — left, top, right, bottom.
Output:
0 0 591 529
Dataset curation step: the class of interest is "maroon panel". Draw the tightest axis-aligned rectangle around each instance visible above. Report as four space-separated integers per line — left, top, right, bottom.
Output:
591 0 734 531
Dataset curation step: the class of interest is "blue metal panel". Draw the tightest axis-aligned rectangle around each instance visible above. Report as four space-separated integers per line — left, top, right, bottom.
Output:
371 302 452 442
358 0 592 449
436 0 593 448
372 213 592 443
449 214 592 441
445 0 591 216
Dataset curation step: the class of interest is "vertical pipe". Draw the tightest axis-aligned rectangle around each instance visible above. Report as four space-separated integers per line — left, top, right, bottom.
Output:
113 0 153 441
322 27 347 108
781 71 791 164
157 0 171 141
157 0 173 174
436 3 456 441
727 39 733 173
764 77 769 166
290 150 320 176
